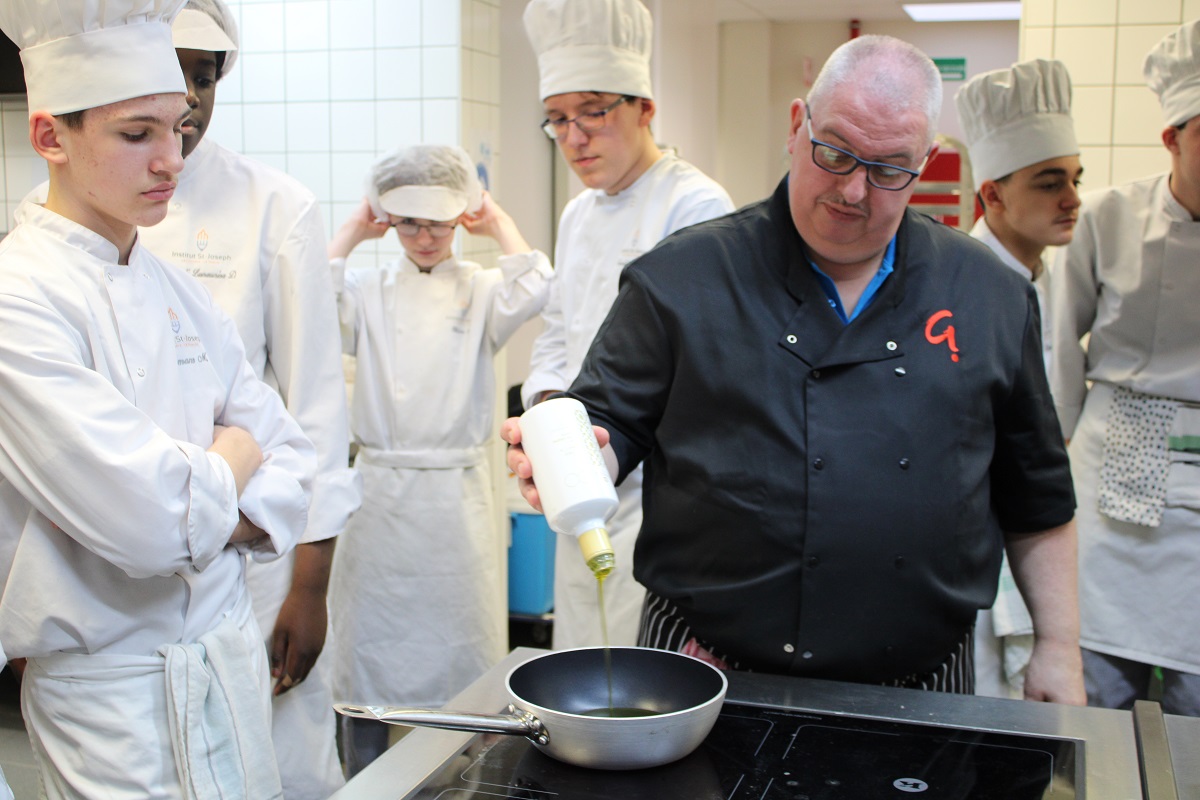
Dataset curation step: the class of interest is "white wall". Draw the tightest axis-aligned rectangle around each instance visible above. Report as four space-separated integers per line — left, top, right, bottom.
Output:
1021 0 1200 189
717 19 1020 207
645 0 721 175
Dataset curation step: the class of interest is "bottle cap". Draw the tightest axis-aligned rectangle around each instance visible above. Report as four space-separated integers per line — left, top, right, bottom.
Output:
578 527 615 578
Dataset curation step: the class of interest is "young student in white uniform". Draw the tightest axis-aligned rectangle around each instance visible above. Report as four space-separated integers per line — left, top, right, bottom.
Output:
955 59 1082 700
326 145 552 774
0 1 316 798
154 4 359 795
504 0 733 651
1049 19 1200 716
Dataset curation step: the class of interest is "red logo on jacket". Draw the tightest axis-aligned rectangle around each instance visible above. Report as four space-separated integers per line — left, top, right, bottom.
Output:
924 310 959 362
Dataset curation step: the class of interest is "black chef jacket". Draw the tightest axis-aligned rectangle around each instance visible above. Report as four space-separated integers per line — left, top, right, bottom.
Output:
566 176 1075 683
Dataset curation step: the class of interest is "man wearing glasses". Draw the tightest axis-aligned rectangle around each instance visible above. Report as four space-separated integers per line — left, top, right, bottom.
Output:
512 0 733 653
506 34 1085 702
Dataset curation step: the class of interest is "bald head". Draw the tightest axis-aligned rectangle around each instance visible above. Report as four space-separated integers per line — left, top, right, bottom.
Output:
807 35 942 148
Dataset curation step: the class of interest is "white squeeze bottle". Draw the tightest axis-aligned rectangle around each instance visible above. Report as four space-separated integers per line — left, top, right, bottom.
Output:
519 397 618 578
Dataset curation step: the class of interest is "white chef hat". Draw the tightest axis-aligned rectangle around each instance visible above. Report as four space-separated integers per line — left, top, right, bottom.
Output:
523 0 653 102
1145 19 1200 127
172 0 238 79
0 0 187 117
366 145 484 222
955 59 1078 192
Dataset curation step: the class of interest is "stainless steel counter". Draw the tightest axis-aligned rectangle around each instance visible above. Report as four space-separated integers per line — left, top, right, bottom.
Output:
1165 712 1200 798
333 647 1149 799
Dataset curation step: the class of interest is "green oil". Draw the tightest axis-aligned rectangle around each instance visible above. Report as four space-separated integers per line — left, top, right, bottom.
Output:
598 574 613 713
581 706 660 718
590 581 658 719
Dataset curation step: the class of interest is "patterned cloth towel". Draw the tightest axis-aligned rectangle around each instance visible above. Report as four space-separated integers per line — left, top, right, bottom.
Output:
1098 386 1178 527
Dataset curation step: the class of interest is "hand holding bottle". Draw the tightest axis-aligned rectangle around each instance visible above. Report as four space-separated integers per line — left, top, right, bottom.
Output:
502 398 617 577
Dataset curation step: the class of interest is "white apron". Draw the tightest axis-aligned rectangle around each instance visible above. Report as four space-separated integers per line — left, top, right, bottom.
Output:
21 611 277 800
329 253 551 706
1050 175 1200 675
522 155 733 649
1072 383 1200 674
331 446 505 705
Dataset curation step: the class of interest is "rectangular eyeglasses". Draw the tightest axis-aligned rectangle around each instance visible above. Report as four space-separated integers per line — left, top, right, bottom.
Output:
805 107 927 191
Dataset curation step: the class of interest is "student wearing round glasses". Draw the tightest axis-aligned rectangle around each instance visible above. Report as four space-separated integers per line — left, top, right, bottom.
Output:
503 0 733 655
326 144 552 774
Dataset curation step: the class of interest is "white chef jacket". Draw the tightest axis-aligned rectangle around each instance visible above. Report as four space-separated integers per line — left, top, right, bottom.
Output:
522 154 734 406
1049 173 1200 674
328 251 552 707
337 252 551 454
139 138 360 550
970 216 1054 374
1050 173 1200 436
521 153 733 650
0 205 313 795
0 204 313 657
136 137 359 800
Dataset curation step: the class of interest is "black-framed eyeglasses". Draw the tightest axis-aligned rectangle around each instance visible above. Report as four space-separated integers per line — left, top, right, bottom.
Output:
392 219 457 238
805 108 927 191
540 96 631 140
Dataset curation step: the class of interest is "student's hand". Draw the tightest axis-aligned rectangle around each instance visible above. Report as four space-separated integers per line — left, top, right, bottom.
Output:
328 198 391 260
227 512 266 545
268 541 333 696
461 192 533 256
501 416 610 511
209 425 262 496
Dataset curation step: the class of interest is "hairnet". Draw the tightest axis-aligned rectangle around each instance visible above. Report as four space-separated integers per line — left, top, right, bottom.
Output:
176 0 238 78
365 145 484 222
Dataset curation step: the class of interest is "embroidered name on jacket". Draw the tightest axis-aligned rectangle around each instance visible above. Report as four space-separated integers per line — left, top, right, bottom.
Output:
924 309 960 363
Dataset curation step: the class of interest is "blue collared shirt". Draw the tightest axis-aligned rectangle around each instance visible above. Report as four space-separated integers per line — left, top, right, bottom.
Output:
808 236 897 324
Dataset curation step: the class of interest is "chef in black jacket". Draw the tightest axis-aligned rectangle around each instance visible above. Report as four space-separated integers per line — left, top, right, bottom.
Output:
505 34 1085 704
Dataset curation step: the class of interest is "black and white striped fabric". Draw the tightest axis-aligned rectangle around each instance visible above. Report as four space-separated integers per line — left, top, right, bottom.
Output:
637 592 974 694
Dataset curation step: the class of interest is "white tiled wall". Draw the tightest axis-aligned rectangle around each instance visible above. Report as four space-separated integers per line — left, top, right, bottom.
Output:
0 102 48 235
1021 0 1197 189
0 0 502 271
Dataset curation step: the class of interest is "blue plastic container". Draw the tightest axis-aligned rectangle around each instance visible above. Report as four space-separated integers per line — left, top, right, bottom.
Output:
508 513 556 615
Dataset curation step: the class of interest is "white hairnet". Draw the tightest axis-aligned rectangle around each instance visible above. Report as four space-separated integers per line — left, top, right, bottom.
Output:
178 0 238 78
365 145 484 222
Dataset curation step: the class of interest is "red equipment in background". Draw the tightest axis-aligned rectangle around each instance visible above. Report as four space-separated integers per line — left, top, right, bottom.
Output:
907 136 980 231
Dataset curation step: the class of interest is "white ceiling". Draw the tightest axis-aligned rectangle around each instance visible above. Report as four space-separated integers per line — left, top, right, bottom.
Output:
714 0 928 23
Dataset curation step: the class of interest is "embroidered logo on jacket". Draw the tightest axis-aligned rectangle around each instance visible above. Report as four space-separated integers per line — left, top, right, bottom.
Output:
196 228 209 252
924 310 959 362
168 307 181 334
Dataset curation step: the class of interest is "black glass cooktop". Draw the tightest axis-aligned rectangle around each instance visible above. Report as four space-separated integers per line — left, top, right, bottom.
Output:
408 701 1078 799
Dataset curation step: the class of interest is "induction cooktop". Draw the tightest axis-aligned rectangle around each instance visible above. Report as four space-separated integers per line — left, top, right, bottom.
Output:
408 701 1077 799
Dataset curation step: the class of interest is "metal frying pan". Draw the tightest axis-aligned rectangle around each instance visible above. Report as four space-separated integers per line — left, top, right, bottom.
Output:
335 646 728 770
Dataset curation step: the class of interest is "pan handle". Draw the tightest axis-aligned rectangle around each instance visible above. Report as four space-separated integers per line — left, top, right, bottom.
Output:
333 703 550 745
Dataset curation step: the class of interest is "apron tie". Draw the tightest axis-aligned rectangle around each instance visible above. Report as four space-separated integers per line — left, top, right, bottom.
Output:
356 445 486 469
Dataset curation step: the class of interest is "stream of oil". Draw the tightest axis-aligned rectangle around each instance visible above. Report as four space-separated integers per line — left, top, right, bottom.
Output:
585 578 661 718
599 574 612 713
